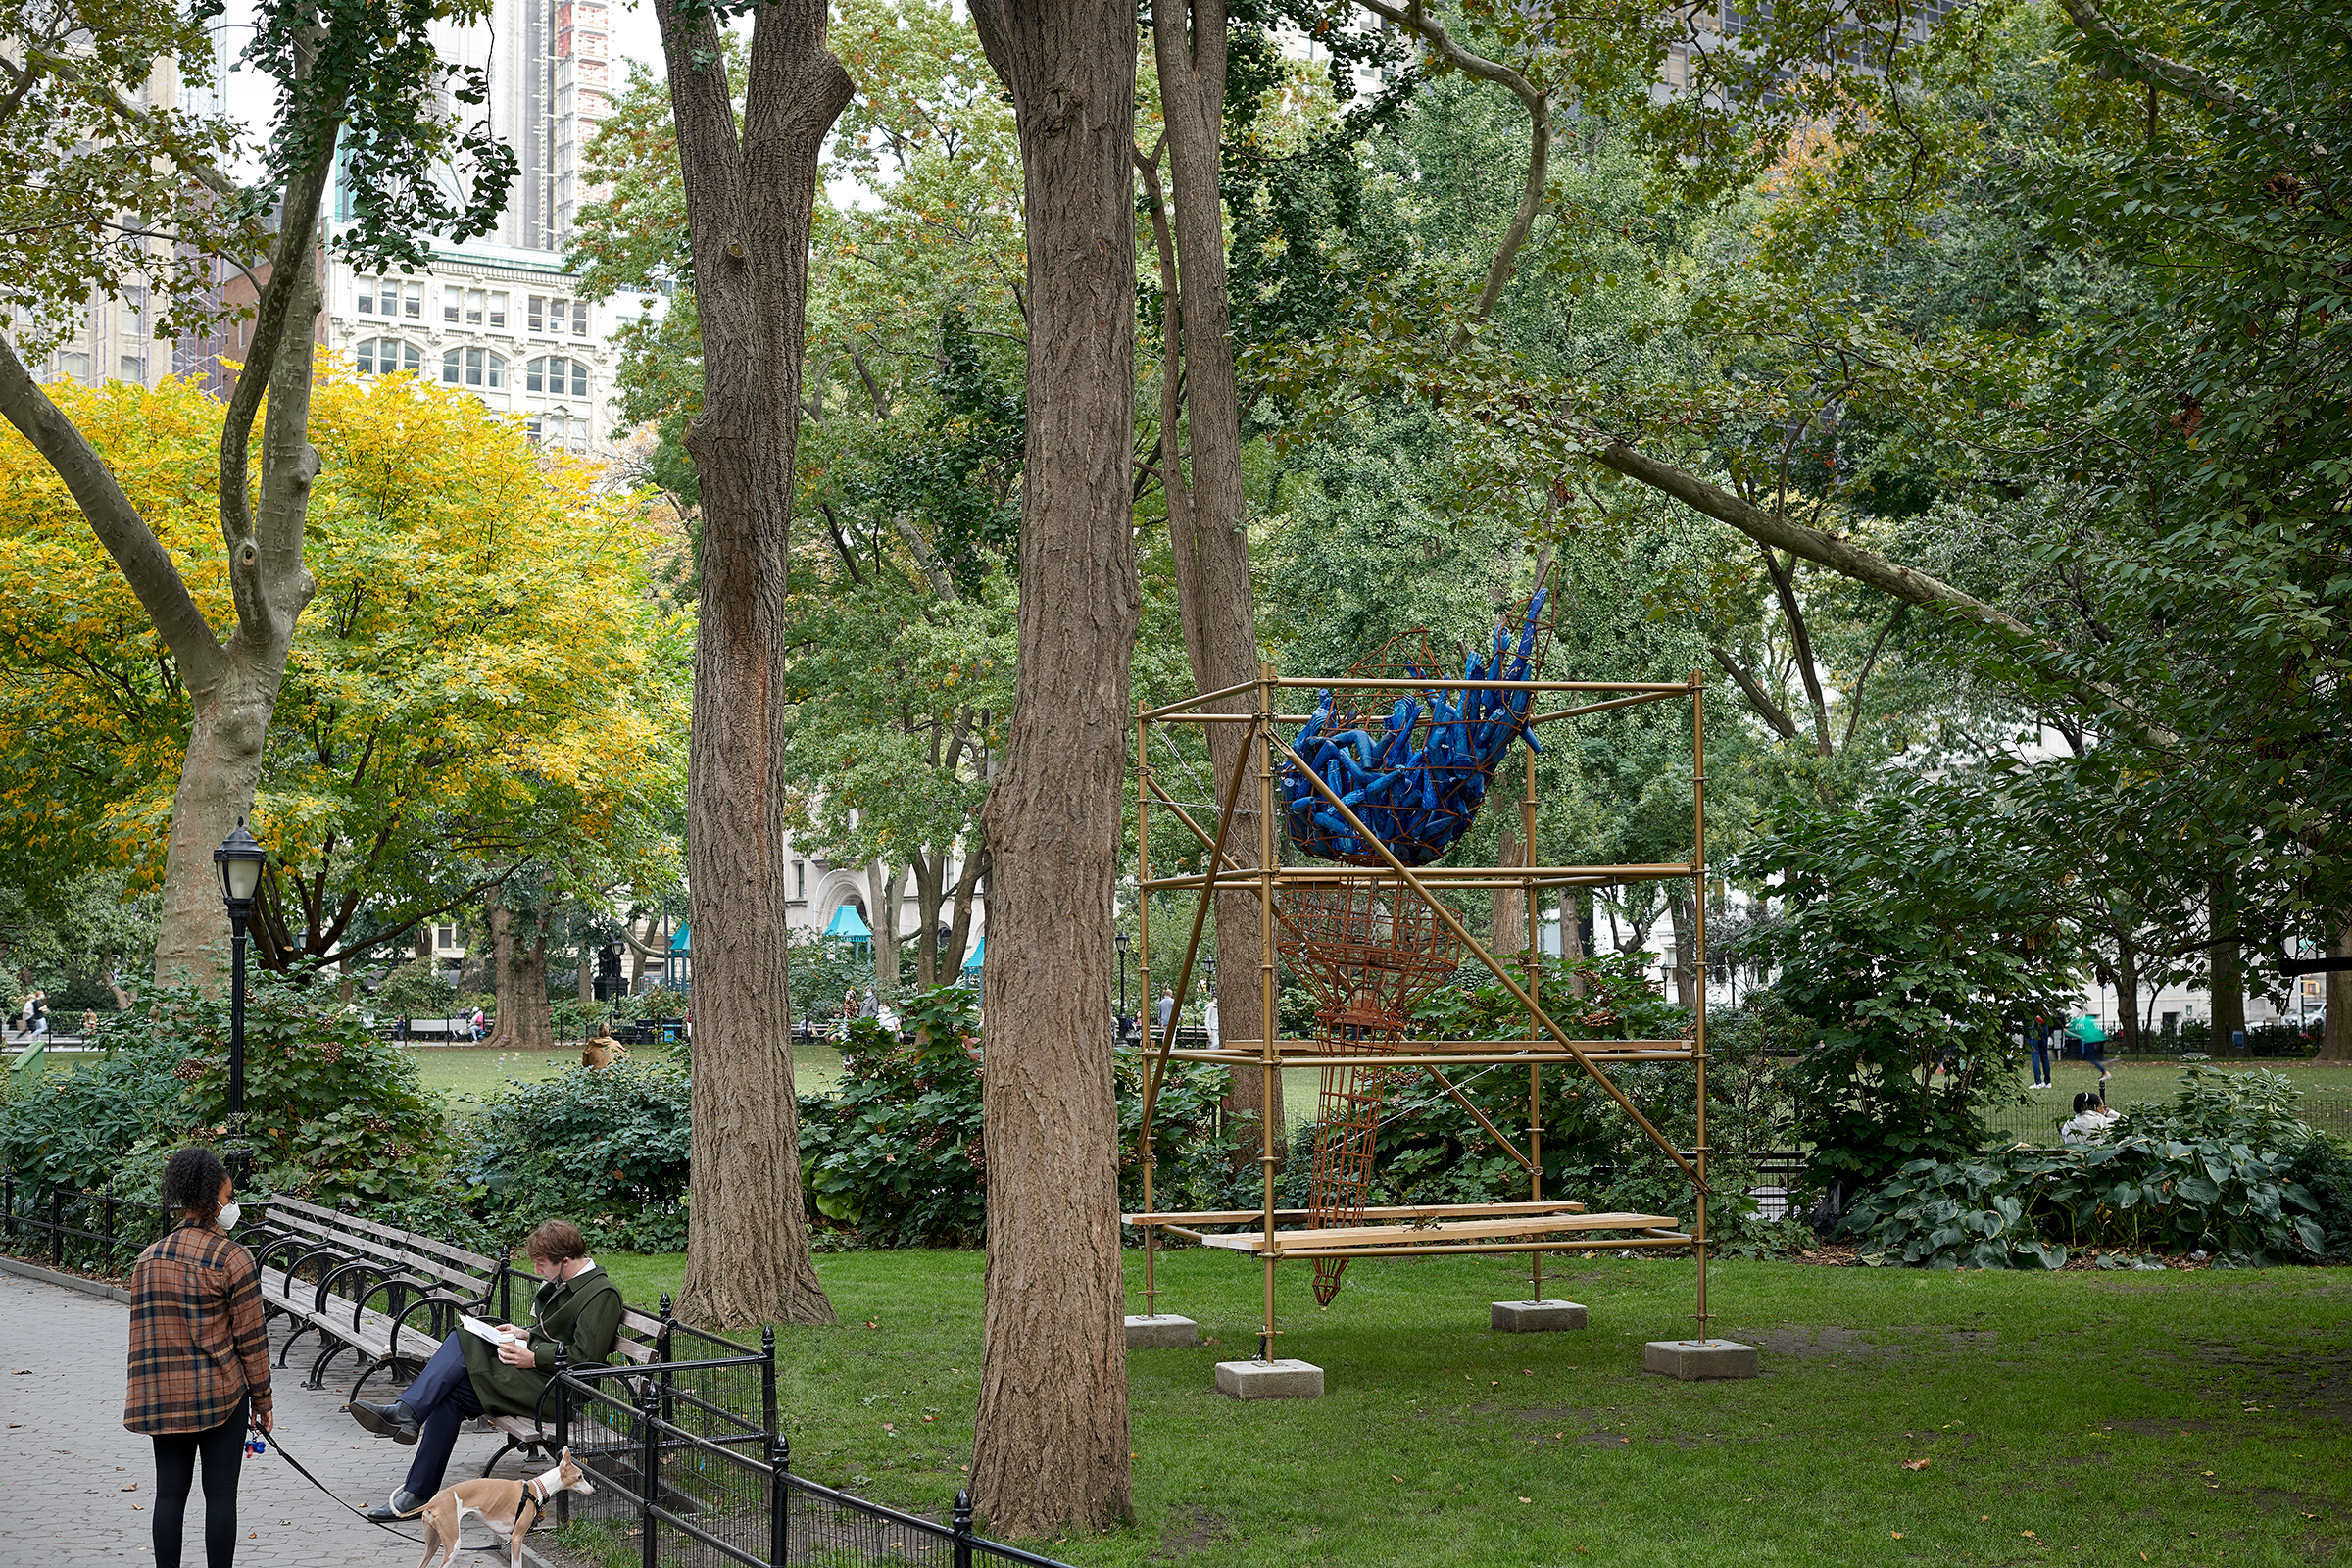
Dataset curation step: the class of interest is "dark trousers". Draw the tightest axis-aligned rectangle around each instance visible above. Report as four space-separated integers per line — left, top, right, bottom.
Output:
151 1396 246 1568
2030 1040 2053 1085
401 1335 485 1498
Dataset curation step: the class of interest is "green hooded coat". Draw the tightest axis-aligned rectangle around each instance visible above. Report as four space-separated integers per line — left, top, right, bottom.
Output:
460 1262 626 1419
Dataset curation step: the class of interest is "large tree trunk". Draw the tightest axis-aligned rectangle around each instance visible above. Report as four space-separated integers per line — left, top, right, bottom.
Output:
484 898 555 1051
1492 815 1526 954
1667 885 1696 1009
2321 921 2351 1063
2207 871 2243 1047
912 849 945 988
1141 0 1277 1156
865 860 905 994
2111 932 2143 1057
965 0 1139 1534
654 0 848 1330
945 844 989 979
1 181 328 989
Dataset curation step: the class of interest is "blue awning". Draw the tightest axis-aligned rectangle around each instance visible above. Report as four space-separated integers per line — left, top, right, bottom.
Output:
960 934 983 973
670 923 690 954
824 905 871 942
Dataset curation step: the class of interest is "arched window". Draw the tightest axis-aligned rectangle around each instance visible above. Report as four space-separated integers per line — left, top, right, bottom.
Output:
355 338 421 375
526 356 588 397
441 346 507 389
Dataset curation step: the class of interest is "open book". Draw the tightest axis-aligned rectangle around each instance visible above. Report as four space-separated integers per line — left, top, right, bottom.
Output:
460 1314 524 1347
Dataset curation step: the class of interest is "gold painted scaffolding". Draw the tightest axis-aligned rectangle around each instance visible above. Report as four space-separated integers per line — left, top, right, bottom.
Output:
1124 664 1715 1362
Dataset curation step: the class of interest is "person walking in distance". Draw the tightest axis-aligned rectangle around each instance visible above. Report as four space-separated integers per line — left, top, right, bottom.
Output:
2028 1014 2055 1090
124 1146 273 1568
2067 1008 2112 1086
1155 989 1175 1034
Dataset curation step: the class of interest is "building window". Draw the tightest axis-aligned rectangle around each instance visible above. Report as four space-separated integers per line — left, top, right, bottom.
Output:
526 356 589 397
525 414 591 452
441 346 507 388
53 350 90 383
795 862 807 900
356 338 422 375
121 354 146 382
123 284 146 334
570 299 589 335
443 285 462 322
528 295 546 332
487 290 508 328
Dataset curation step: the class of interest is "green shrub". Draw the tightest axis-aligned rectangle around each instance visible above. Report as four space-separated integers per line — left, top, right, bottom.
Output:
462 1059 692 1253
799 991 985 1246
3 972 454 1208
1841 1068 2337 1267
796 986 1236 1246
372 958 457 1019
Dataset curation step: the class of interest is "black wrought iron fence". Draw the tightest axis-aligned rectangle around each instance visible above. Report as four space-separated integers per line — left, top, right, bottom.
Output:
549 1365 1073 1568
0 1174 189 1276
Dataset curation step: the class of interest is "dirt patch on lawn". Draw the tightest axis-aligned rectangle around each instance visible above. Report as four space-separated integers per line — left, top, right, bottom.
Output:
1153 1507 1230 1560
1750 1326 1891 1360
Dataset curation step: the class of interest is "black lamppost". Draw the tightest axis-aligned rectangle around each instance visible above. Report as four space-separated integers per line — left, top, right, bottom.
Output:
214 820 266 1185
1115 929 1131 1044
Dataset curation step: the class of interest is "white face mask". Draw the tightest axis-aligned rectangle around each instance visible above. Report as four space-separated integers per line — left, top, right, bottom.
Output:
216 1202 242 1231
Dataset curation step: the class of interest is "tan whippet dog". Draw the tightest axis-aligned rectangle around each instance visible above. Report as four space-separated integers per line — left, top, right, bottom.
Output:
413 1447 595 1568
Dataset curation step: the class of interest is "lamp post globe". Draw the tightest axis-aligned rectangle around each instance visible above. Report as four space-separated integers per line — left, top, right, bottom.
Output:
214 819 267 1186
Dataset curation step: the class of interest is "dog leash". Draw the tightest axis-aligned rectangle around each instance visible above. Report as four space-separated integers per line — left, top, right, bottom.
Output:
260 1429 430 1544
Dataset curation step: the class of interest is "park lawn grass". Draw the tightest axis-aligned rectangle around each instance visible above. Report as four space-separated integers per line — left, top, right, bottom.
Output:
400 1039 846 1109
584 1248 2349 1567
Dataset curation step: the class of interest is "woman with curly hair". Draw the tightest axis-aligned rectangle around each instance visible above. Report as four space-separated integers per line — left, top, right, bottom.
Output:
124 1146 273 1567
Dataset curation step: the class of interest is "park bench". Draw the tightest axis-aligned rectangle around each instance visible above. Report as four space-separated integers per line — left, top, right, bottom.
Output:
248 1197 663 1476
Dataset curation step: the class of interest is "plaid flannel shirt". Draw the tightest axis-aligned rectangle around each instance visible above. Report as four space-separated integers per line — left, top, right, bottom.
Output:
122 1221 272 1436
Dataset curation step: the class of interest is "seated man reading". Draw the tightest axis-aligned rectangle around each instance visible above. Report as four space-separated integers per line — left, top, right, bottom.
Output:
348 1219 623 1520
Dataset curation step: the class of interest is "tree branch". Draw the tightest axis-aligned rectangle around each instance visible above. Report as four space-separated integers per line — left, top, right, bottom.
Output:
1353 0 1551 355
1709 644 1799 740
1592 438 2175 748
0 335 228 694
2052 0 2325 162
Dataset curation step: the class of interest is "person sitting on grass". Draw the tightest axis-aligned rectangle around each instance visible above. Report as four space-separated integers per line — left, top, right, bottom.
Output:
2061 1091 2119 1146
346 1219 622 1521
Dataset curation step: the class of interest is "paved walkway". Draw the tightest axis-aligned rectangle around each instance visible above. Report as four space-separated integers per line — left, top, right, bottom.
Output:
0 1269 542 1565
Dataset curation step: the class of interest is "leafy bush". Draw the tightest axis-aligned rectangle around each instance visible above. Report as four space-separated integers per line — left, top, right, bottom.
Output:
4 972 455 1207
1733 782 2086 1200
799 993 985 1246
796 986 1237 1246
1 1034 186 1195
1842 1068 2338 1267
372 958 457 1020
462 1059 693 1253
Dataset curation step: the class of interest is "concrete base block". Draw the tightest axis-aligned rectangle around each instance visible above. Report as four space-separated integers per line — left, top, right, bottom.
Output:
1643 1339 1760 1380
1213 1358 1324 1399
1491 1299 1589 1333
1124 1314 1200 1349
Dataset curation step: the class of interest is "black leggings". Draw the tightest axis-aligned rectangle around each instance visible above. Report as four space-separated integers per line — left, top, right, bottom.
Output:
151 1397 246 1568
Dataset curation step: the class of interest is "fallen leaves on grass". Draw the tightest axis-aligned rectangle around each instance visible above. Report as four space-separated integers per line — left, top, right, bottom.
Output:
1900 1459 1930 1471
1519 1496 1533 1504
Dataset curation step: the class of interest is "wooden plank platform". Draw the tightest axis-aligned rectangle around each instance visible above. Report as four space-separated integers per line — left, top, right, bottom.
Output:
1124 1200 1588 1227
1194 1211 1682 1254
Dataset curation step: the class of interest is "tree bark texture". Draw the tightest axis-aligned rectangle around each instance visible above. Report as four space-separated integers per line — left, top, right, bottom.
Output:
1491 815 1525 954
965 0 1139 1534
865 860 905 994
1142 0 1278 1153
653 0 849 1329
2206 872 2243 1047
483 897 555 1051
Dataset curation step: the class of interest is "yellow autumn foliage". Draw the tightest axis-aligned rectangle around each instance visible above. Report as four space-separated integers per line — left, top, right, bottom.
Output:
0 366 689 936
